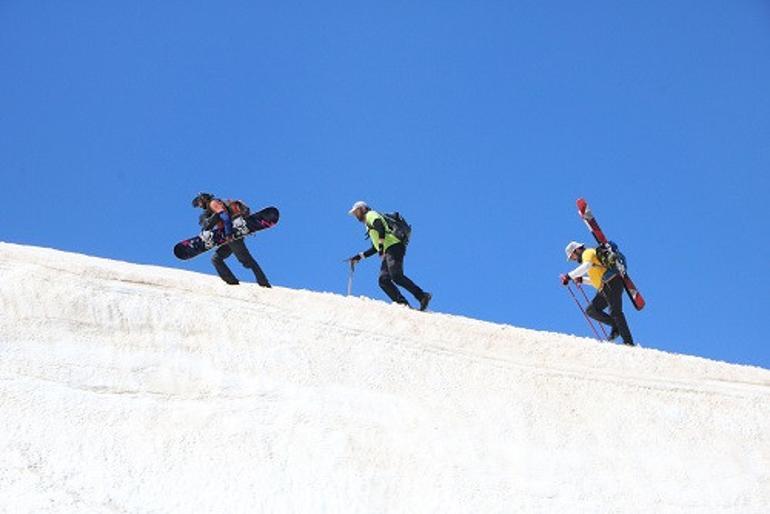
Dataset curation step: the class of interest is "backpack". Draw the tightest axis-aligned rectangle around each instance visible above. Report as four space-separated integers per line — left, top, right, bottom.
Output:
224 199 251 218
383 212 412 245
596 241 627 273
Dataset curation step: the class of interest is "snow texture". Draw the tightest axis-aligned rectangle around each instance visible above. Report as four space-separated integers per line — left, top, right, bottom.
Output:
1 242 769 513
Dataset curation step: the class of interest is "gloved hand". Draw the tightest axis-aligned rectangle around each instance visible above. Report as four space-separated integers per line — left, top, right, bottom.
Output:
378 244 384 257
560 274 583 285
350 253 363 263
201 214 218 230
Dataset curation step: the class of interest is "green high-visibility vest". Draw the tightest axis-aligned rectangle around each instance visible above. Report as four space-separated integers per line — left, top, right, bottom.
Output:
365 210 401 251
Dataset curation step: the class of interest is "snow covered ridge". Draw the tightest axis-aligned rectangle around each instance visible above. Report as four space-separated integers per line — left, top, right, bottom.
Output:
1 242 769 513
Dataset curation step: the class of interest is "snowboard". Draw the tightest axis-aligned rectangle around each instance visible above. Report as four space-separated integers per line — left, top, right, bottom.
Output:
173 207 280 260
576 198 645 310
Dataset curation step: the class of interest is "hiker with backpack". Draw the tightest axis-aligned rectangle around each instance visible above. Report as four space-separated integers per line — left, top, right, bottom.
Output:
191 192 271 287
347 201 432 311
560 241 634 345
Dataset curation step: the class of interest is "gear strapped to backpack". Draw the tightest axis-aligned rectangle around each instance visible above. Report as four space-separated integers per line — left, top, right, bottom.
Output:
596 241 627 273
224 199 251 218
383 212 412 245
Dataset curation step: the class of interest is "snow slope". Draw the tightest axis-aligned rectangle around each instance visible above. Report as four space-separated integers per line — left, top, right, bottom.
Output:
1 242 769 513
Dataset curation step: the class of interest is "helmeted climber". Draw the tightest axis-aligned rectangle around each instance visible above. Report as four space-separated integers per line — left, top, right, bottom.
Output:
192 192 271 287
560 241 634 345
347 201 431 311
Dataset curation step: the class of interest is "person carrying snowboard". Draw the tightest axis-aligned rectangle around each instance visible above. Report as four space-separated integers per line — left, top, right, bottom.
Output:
191 192 271 287
560 241 634 346
347 201 432 311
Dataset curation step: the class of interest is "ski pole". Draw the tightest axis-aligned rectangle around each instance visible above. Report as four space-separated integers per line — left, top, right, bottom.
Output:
576 282 609 340
566 283 602 341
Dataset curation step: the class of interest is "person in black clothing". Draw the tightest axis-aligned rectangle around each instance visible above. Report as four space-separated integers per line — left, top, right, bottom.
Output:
347 201 431 311
561 241 633 345
192 192 271 287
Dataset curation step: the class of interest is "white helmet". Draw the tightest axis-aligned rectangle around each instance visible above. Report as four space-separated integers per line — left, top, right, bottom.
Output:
565 241 584 260
348 200 369 215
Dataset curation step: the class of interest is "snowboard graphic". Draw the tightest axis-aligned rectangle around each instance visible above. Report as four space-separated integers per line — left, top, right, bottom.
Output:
173 207 280 260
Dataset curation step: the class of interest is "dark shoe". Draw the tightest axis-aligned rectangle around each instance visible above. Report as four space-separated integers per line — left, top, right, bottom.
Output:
608 327 620 341
623 340 636 347
419 293 432 312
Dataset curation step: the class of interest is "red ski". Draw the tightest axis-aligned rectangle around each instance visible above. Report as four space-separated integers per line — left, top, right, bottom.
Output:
576 198 646 310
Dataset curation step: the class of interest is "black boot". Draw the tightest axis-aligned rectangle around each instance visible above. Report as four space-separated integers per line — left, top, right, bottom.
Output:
419 292 432 312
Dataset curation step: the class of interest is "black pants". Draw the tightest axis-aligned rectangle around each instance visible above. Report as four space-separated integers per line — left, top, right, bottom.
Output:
211 238 270 287
379 243 426 305
586 274 633 344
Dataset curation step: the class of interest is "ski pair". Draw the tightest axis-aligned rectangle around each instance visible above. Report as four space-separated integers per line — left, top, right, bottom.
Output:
576 198 645 311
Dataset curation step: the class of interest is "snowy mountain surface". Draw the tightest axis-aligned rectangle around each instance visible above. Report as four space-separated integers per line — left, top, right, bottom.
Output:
1 242 769 513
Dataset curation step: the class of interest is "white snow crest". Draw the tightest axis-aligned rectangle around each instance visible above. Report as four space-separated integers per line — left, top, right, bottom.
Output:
1 242 769 513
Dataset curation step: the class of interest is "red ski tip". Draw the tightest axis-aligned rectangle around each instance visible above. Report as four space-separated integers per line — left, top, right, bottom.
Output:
576 198 593 220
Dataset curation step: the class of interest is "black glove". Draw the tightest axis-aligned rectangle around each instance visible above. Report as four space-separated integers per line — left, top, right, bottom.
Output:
350 253 363 263
560 274 571 285
378 244 384 257
201 214 220 230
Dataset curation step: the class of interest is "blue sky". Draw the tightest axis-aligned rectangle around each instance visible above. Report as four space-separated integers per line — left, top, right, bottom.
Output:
2 1 769 368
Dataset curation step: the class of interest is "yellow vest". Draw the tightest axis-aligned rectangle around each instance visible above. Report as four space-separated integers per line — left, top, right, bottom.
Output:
365 210 401 251
582 248 607 289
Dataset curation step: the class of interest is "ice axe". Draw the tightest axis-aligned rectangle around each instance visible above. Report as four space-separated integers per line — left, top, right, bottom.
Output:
344 258 357 296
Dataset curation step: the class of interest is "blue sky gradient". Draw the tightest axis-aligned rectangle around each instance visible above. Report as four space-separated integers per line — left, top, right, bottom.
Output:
2 1 769 368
